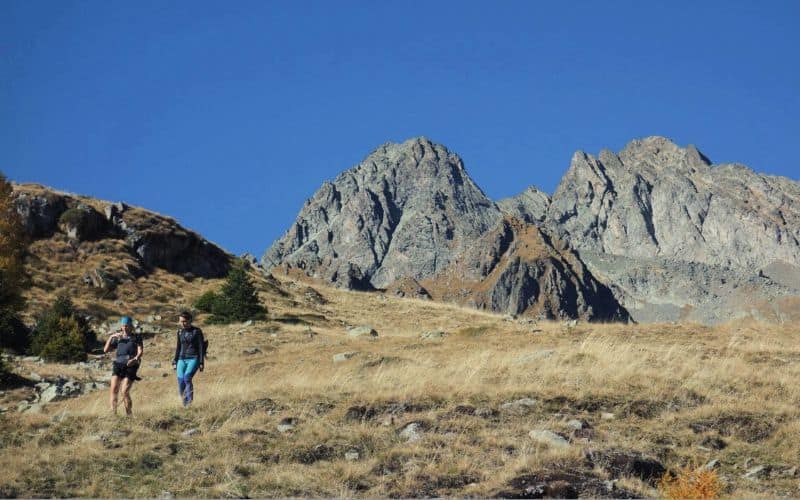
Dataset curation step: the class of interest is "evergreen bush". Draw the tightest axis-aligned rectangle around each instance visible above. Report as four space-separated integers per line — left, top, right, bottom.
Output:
201 260 267 324
0 356 10 385
30 295 95 362
194 290 221 314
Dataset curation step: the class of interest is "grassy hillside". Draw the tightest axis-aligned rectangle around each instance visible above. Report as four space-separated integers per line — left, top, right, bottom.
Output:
1 275 798 497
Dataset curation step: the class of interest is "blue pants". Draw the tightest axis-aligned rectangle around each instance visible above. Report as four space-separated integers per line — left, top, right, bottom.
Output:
176 358 200 405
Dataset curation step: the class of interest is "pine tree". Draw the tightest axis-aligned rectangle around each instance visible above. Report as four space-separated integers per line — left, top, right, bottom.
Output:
201 259 267 324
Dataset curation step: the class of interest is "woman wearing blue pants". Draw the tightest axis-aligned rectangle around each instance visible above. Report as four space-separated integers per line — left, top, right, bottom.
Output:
172 311 205 407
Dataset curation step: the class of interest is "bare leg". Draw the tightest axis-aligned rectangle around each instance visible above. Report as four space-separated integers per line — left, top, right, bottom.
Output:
109 375 120 415
120 378 133 416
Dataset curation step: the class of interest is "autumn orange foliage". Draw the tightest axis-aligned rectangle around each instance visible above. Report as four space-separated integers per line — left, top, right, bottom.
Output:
659 465 722 499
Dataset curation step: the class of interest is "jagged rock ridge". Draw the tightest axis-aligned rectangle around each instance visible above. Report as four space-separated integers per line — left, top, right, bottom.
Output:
498 136 800 323
266 135 800 324
263 138 628 321
545 136 800 270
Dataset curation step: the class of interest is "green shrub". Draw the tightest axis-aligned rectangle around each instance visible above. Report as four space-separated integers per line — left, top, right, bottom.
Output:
0 357 11 385
194 290 221 313
202 260 267 324
57 206 107 241
30 295 96 362
58 207 87 227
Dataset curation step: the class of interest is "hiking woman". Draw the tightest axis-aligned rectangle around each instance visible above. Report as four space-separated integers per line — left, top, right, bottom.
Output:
173 311 205 407
103 316 143 415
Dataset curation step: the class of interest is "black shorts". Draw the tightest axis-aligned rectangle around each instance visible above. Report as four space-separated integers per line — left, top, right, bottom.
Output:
112 361 140 381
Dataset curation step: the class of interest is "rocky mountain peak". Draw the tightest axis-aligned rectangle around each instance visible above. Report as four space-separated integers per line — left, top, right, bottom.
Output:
263 137 501 289
618 136 712 173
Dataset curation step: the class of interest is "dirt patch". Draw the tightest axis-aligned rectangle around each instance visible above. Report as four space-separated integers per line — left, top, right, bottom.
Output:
145 414 192 431
496 469 638 498
689 413 777 443
586 449 666 485
344 399 437 423
291 443 335 464
228 397 280 419
542 391 705 419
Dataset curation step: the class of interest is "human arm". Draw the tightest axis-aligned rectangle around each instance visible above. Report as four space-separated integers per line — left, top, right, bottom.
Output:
103 331 121 354
197 329 205 371
127 338 144 366
173 332 180 368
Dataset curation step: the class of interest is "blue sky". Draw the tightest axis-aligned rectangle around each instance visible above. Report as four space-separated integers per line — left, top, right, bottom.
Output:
3 1 798 256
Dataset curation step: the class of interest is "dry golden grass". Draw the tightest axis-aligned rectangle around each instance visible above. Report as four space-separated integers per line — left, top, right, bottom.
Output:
2 273 800 497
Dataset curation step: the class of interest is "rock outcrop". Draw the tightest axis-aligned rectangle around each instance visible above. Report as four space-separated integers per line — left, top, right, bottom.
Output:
497 186 551 224
12 184 231 279
540 136 800 323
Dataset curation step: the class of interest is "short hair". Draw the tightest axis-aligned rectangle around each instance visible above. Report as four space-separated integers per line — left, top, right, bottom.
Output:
179 311 193 321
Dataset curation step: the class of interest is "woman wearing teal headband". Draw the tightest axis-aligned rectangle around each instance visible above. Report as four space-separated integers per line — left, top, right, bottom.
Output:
103 316 143 415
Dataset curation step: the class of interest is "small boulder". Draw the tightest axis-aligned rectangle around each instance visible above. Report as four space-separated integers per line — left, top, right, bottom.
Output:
347 326 378 338
516 350 556 364
500 398 538 415
566 419 588 431
398 421 426 442
333 352 359 363
277 417 298 433
529 430 570 448
743 465 768 480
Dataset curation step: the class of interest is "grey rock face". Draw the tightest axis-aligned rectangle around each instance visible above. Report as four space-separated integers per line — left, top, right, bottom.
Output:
262 137 501 289
544 136 800 323
14 189 68 238
498 186 551 224
547 137 800 269
126 229 230 278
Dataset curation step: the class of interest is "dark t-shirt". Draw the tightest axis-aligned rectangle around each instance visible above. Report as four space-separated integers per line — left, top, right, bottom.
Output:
112 334 143 364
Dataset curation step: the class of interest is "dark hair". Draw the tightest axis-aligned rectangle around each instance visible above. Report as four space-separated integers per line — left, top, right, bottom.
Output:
179 311 193 321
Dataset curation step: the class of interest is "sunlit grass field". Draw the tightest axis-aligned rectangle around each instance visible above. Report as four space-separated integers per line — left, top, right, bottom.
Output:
1 275 799 497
